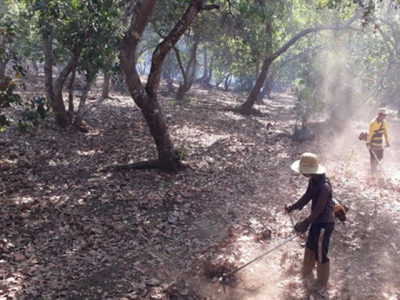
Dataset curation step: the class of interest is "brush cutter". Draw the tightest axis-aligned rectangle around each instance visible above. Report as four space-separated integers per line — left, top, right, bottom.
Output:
219 233 298 282
359 133 389 180
220 212 301 282
288 209 296 228
369 147 389 180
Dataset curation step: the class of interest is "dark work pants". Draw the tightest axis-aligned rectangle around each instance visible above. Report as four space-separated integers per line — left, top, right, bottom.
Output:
306 223 335 264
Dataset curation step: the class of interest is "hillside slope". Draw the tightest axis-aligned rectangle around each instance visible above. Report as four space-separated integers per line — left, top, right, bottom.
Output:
1 86 399 300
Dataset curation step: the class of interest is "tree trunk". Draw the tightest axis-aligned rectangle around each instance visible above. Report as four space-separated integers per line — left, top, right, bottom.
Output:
0 60 8 80
119 0 219 173
257 76 273 103
43 35 68 127
241 58 272 114
197 49 214 87
68 67 76 121
202 46 207 81
166 77 175 93
176 83 190 101
175 32 200 101
258 70 276 102
215 72 228 88
224 74 231 91
102 71 111 98
32 61 39 76
142 93 180 172
215 77 223 88
208 54 214 83
43 34 79 127
258 52 309 103
265 76 274 99
240 12 361 115
74 78 93 127
162 53 176 93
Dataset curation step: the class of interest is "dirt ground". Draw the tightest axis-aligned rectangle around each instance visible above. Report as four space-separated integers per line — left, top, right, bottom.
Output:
1 81 400 300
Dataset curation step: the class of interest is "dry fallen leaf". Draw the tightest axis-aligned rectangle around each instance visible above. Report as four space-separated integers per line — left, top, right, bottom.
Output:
14 253 25 262
1 83 399 300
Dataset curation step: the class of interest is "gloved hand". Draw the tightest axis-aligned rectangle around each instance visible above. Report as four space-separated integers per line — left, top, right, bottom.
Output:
294 219 309 233
366 142 370 148
284 204 294 213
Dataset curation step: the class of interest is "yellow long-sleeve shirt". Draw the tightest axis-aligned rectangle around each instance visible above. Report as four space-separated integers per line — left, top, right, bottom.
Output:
367 118 389 149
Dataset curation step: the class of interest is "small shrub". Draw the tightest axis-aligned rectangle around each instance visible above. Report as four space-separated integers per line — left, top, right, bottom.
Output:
17 121 32 133
0 76 22 130
19 96 49 132
178 143 188 161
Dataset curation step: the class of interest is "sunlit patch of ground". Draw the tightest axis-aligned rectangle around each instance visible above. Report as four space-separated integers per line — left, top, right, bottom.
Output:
189 95 400 299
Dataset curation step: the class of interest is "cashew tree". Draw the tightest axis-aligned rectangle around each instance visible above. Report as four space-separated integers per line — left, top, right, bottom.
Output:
26 0 127 127
119 0 219 173
239 1 363 114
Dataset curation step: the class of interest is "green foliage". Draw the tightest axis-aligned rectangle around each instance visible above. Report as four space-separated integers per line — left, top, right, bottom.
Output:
17 120 32 132
161 51 179 86
0 115 11 131
0 2 18 58
0 1 38 77
235 75 255 92
316 0 356 11
213 0 326 89
293 66 324 127
4 0 399 130
178 143 187 161
0 76 22 131
18 96 49 131
0 77 21 106
8 149 18 159
363 3 400 107
24 0 128 80
169 100 180 107
32 96 50 119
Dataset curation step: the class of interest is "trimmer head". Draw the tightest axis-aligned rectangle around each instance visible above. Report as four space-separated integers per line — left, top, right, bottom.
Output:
219 274 230 283
219 273 236 285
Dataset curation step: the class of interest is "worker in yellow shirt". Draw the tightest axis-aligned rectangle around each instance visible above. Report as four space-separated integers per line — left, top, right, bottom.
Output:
366 108 390 178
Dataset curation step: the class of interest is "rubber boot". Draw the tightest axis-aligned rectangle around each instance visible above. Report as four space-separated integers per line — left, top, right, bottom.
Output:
310 261 330 291
301 246 316 278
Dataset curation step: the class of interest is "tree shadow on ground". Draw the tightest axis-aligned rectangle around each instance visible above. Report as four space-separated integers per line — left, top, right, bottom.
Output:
1 94 282 299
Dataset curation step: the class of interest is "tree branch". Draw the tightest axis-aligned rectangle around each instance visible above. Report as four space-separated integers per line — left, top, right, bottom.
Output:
201 4 220 10
120 0 156 97
271 10 363 61
146 0 219 95
173 47 186 85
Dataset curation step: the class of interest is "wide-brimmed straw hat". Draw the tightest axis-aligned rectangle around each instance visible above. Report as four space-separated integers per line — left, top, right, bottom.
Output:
378 107 388 115
291 152 326 174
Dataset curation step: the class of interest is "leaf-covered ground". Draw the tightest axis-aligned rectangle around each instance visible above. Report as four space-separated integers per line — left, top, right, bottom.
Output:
1 81 400 300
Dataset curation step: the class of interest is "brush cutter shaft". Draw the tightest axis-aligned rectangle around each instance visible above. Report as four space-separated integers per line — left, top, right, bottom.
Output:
289 212 296 228
370 148 388 179
222 234 298 278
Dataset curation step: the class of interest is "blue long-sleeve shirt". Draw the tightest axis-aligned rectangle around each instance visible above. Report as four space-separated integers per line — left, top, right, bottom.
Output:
291 175 335 224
